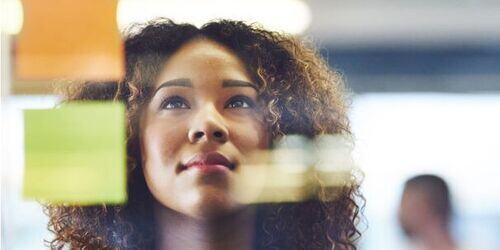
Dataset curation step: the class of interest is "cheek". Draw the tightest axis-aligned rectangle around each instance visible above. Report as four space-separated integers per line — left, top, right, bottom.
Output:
230 119 269 152
140 119 188 196
141 119 187 208
141 119 186 165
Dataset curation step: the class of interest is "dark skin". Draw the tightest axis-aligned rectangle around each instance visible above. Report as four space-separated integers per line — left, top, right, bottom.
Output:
399 187 456 250
139 38 270 249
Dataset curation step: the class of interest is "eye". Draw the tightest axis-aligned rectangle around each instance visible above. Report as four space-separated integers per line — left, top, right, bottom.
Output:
225 95 255 109
160 96 190 110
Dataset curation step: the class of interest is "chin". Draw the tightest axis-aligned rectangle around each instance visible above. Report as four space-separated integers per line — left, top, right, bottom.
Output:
188 187 240 219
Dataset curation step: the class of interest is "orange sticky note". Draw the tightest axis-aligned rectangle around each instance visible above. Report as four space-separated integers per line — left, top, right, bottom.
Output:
15 0 124 81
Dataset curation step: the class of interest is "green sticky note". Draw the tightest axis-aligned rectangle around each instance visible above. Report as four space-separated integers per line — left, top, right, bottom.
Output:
23 102 127 205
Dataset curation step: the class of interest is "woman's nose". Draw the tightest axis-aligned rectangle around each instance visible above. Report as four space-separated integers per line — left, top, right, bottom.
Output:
188 106 229 144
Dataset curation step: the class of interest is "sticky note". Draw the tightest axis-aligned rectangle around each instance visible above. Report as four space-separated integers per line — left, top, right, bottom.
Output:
234 135 359 204
15 0 124 86
23 102 127 205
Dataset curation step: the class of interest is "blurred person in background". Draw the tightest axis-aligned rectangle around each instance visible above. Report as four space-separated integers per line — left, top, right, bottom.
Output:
45 19 362 249
398 174 457 250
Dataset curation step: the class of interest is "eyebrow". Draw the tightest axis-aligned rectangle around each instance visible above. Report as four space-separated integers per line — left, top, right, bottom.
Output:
154 78 258 95
154 78 192 93
222 80 258 91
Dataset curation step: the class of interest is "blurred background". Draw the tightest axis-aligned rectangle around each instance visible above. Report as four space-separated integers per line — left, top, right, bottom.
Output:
1 0 499 249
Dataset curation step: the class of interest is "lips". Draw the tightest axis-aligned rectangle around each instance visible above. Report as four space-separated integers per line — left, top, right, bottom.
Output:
182 152 236 172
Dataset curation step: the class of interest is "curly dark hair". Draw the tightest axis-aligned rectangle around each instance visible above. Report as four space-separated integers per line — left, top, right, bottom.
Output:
45 19 363 249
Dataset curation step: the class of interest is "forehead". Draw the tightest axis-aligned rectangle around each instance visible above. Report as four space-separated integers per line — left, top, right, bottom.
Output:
156 38 251 86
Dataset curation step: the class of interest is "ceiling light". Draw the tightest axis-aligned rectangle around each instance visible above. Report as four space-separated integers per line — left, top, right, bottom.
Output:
117 0 311 34
1 0 23 35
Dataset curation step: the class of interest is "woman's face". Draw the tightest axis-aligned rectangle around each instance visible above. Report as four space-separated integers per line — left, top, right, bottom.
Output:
140 38 270 218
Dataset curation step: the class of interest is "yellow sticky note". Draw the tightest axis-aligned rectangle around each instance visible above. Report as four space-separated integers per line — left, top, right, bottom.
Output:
23 102 127 205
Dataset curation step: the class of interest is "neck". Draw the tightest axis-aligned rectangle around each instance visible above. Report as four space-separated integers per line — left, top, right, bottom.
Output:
154 203 254 250
416 221 456 250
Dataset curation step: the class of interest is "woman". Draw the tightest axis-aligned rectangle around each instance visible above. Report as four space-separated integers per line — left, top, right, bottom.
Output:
46 19 362 249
